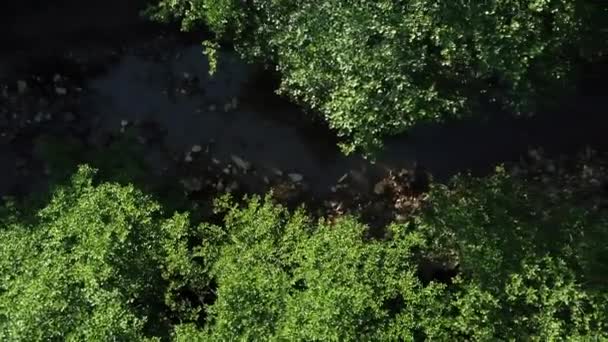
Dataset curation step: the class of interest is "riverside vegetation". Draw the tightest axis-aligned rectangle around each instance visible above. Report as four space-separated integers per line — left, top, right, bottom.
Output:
1 161 607 340
1 0 607 340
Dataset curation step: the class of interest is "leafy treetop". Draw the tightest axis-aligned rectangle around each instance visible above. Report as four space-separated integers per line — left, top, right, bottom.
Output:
148 0 599 153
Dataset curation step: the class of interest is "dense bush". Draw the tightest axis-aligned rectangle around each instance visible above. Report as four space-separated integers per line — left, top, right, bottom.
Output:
1 166 606 340
148 0 600 153
175 195 435 340
0 166 205 341
415 167 608 339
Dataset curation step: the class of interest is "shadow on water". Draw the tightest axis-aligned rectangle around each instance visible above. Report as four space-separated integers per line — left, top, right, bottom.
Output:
0 0 157 52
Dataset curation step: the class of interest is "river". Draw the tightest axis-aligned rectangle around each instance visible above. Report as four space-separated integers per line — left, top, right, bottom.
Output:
1 0 606 198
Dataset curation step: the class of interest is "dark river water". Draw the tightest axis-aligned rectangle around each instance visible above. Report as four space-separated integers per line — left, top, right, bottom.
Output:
1 0 606 197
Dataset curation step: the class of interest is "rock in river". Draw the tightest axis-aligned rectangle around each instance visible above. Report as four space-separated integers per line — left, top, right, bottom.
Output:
55 87 68 96
288 173 304 183
231 155 251 171
184 152 193 163
17 80 27 94
181 178 202 192
374 180 387 195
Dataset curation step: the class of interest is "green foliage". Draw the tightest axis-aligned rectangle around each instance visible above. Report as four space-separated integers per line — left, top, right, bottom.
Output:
0 166 204 341
1 166 607 340
148 0 600 153
181 194 439 341
202 40 220 75
415 167 608 340
174 186 608 340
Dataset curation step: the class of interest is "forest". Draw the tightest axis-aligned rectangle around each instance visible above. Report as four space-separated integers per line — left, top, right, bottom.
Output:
1 0 607 340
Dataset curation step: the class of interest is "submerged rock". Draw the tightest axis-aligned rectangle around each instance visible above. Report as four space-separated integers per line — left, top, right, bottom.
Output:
17 80 27 94
226 181 239 192
231 155 251 171
231 96 238 109
34 112 43 123
288 173 304 183
55 87 68 96
181 178 202 192
373 180 387 195
64 112 76 122
528 148 542 161
184 153 193 163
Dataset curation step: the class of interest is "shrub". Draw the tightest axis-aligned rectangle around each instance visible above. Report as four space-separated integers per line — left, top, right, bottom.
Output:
415 167 608 340
0 166 205 341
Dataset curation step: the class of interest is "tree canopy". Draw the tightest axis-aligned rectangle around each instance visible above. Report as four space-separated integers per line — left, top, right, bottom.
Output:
1 165 606 340
148 0 601 153
0 166 204 341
